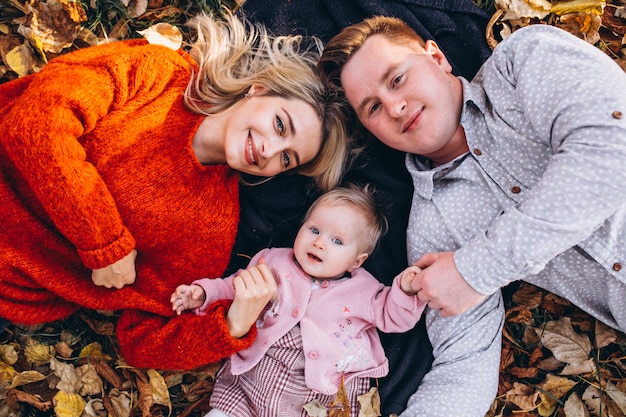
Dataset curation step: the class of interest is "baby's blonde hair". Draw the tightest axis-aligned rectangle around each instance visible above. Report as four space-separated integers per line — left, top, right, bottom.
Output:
304 184 388 254
183 12 349 191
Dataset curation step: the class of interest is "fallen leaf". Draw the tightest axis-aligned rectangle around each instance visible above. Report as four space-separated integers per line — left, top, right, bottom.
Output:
77 364 104 396
328 375 350 417
7 389 52 411
512 283 544 309
54 391 86 417
605 380 626 415
303 399 329 417
5 43 36 77
357 387 381 417
596 320 618 349
563 392 590 417
0 344 18 365
50 356 81 393
148 368 172 413
505 382 539 411
137 22 182 50
536 374 578 416
8 370 47 389
535 317 592 369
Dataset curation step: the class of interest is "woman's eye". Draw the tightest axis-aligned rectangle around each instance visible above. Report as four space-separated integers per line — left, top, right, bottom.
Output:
276 116 285 134
392 74 403 87
282 151 291 168
331 238 343 245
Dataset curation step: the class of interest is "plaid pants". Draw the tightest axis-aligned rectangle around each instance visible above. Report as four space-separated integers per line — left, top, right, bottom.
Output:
209 324 370 416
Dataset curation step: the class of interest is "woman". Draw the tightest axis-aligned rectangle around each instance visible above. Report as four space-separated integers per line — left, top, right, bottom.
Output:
0 12 348 371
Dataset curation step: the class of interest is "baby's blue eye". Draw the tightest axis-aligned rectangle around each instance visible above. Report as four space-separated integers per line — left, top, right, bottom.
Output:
311 227 319 235
332 238 343 245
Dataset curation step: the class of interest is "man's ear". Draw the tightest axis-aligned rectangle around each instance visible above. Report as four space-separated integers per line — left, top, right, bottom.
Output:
247 83 268 96
424 40 453 73
347 253 369 272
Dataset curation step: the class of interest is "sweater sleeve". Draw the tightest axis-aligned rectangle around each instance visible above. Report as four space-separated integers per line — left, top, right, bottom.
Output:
369 271 426 333
0 41 191 269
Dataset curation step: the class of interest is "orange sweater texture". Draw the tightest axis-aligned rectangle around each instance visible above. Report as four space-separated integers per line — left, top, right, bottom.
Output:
0 39 255 370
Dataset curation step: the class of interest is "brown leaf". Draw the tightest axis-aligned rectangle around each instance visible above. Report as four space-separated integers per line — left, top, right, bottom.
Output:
328 375 351 417
536 374 578 416
505 381 539 411
26 0 87 54
357 387 381 417
7 388 53 411
512 283 544 310
93 360 124 390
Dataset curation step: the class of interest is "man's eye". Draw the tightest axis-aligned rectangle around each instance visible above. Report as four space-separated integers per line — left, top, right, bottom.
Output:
392 74 403 87
282 151 291 168
276 116 285 134
370 102 381 114
332 238 343 245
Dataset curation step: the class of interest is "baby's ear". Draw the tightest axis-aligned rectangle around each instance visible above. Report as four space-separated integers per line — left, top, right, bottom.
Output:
348 253 369 272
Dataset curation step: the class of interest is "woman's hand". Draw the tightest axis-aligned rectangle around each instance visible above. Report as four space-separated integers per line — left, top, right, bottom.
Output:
226 259 277 338
91 249 137 289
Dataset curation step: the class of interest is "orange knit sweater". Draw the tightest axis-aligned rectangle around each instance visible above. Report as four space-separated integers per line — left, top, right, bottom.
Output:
0 39 255 370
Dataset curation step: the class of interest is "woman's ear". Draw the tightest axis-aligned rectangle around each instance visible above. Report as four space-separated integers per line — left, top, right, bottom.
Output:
247 83 268 96
347 253 369 272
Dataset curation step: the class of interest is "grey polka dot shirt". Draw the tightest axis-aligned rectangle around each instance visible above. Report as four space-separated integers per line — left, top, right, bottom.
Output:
402 25 626 417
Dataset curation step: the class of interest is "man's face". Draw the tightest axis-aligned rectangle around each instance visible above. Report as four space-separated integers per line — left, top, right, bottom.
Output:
340 34 465 165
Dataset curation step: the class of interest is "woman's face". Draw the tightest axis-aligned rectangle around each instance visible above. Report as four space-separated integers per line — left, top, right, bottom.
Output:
223 91 323 177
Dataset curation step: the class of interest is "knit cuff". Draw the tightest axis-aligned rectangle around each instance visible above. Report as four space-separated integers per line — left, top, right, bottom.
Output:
77 226 136 269
209 299 258 352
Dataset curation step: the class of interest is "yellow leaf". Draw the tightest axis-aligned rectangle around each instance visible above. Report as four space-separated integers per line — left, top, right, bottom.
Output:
79 342 112 362
357 387 381 417
536 374 578 416
148 369 172 413
6 44 36 77
550 0 605 16
53 391 85 417
0 362 18 386
8 370 47 389
138 23 183 51
0 344 18 365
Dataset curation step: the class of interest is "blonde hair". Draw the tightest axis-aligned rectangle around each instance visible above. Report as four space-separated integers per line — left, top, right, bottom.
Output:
183 12 349 191
317 16 426 94
304 183 388 254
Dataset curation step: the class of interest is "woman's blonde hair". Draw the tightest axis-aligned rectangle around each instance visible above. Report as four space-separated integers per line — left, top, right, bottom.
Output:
305 183 388 254
183 12 349 191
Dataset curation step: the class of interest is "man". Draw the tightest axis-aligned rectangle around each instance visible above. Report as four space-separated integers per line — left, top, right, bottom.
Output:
318 16 626 416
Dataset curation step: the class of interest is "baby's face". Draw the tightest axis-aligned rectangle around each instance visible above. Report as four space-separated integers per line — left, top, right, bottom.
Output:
293 204 368 280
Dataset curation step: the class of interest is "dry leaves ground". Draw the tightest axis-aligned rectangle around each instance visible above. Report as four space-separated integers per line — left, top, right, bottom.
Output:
1 1 626 416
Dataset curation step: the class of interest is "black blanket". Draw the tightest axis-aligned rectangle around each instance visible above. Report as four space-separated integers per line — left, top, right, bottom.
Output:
226 1 492 414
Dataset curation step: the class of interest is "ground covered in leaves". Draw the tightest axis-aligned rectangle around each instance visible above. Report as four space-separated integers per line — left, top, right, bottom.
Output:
1 0 626 416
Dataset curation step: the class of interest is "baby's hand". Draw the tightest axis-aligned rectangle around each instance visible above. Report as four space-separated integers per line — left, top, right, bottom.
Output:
170 284 206 315
400 265 422 295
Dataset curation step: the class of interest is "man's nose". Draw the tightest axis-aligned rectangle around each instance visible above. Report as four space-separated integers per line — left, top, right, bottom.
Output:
385 96 406 118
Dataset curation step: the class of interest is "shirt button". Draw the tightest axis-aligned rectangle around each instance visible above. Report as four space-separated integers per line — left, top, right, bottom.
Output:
613 263 622 272
473 148 482 156
321 281 330 288
511 186 522 194
292 309 300 317
612 111 623 119
308 351 319 359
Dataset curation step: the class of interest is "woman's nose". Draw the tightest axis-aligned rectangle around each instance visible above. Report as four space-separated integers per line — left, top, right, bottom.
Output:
259 136 285 159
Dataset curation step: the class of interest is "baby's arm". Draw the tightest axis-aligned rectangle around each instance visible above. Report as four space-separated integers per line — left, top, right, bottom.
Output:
170 284 207 315
400 265 422 295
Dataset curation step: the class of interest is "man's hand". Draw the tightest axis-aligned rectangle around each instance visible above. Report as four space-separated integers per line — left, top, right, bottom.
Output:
226 259 277 338
91 249 137 289
412 252 485 316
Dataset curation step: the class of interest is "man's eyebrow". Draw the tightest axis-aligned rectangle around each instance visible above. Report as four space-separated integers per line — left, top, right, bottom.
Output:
286 110 301 166
355 63 399 117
